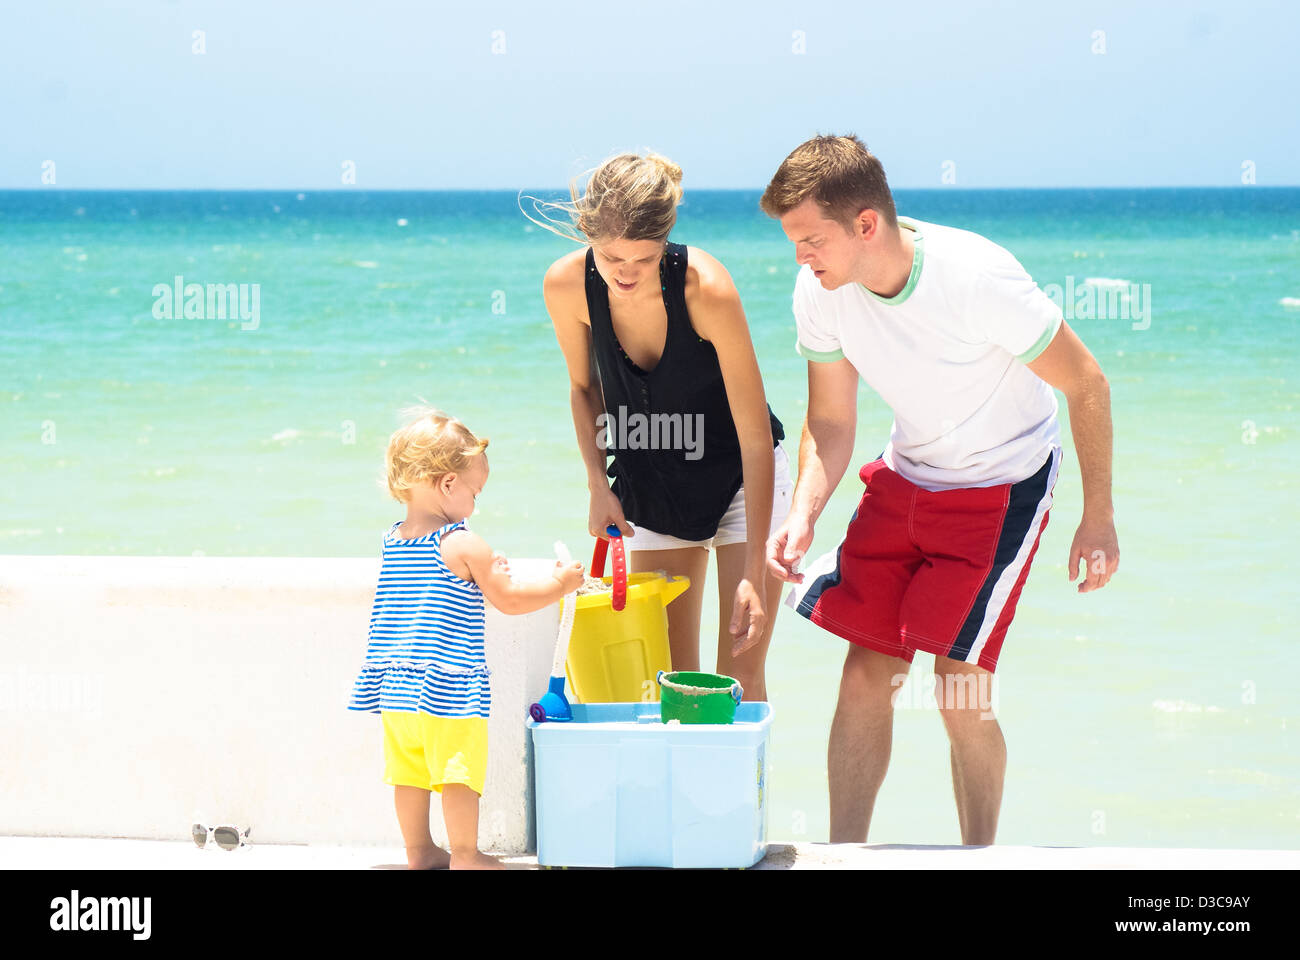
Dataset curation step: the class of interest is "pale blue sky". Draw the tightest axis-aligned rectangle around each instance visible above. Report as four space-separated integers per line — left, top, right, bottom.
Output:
2 0 1296 189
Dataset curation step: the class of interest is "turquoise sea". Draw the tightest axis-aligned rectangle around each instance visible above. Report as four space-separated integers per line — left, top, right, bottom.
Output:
3 188 1297 849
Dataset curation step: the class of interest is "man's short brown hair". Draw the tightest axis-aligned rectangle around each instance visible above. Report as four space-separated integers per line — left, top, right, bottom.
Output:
760 134 897 231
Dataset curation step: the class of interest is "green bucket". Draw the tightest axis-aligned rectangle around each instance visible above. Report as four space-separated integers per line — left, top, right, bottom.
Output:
657 670 744 724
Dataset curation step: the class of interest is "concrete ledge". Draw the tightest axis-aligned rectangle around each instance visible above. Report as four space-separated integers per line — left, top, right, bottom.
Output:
3 836 1297 870
750 842 1300 870
0 555 558 853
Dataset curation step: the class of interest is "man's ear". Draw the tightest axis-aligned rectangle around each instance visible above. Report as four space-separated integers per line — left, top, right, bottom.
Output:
856 208 880 241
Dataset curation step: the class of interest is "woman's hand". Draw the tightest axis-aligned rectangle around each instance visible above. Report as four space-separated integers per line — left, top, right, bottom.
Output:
728 577 766 657
588 485 634 540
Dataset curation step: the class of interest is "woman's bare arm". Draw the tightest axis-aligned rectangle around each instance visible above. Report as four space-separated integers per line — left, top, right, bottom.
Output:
684 247 776 652
543 254 633 537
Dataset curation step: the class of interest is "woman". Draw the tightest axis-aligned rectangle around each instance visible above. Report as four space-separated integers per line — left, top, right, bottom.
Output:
529 152 791 698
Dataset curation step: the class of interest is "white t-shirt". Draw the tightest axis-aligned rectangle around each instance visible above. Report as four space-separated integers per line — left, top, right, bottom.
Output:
793 217 1062 491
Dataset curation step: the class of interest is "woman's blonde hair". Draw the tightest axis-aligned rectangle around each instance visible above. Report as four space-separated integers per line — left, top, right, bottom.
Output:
384 406 488 503
519 151 684 244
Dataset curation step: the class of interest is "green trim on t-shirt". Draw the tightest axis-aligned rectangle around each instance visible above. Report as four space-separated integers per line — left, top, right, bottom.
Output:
860 218 924 305
1015 313 1062 363
796 340 846 363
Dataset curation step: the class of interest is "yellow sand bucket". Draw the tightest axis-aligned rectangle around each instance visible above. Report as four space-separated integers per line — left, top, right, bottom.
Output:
565 573 690 703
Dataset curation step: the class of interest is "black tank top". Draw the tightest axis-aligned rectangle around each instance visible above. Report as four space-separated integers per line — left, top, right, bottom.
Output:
585 241 784 541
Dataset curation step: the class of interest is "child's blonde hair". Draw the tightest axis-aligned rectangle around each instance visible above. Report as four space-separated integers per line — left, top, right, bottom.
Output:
384 406 489 503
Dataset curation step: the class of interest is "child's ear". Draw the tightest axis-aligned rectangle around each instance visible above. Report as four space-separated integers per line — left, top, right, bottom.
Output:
439 472 457 495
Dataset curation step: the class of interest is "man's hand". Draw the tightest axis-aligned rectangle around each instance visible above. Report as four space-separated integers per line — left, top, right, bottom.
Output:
766 512 814 583
728 578 765 657
1068 515 1119 593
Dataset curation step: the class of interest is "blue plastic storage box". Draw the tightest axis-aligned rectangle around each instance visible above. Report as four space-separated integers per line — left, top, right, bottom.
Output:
529 701 772 868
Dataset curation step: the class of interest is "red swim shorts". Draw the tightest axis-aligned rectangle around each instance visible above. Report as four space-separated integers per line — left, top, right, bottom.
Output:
787 449 1060 673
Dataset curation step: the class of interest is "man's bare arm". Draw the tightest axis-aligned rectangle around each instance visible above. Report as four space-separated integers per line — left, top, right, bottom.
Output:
794 357 860 523
767 357 859 582
1026 321 1119 592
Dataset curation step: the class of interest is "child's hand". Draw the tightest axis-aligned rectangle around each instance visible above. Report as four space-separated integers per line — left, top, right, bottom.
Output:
552 560 585 595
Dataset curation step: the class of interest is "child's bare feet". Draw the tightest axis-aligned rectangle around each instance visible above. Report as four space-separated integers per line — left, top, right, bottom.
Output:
441 784 498 869
450 850 504 870
406 843 451 870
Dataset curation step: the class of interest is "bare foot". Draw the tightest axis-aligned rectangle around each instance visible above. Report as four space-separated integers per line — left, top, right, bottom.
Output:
406 843 451 870
450 851 504 870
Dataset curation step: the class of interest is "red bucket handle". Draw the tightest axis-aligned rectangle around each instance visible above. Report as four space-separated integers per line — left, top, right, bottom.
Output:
592 526 628 611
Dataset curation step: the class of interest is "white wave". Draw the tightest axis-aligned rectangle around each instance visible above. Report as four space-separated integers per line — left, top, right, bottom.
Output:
352 260 378 268
270 428 302 443
1151 698 1224 714
1206 768 1282 785
1280 297 1300 308
1083 277 1131 289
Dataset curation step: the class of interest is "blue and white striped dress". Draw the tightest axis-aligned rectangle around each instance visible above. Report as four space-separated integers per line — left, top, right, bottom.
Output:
348 520 490 719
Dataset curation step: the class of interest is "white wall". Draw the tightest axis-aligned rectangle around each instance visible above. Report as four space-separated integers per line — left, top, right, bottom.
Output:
0 555 558 853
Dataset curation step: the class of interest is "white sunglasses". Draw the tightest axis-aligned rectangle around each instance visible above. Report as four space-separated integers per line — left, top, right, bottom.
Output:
191 823 251 851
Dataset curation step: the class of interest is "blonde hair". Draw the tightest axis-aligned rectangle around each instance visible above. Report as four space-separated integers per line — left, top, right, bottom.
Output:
760 134 897 231
384 406 488 503
519 151 684 244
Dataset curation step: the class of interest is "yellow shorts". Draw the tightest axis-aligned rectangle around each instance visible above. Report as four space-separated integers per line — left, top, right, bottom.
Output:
381 711 488 796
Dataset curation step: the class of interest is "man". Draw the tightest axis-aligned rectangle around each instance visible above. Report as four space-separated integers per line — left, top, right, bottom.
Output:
761 135 1118 846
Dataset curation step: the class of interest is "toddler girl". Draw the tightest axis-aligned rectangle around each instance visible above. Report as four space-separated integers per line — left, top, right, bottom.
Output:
349 408 583 869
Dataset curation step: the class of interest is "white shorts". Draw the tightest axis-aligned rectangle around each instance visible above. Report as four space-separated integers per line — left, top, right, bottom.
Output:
626 444 794 552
